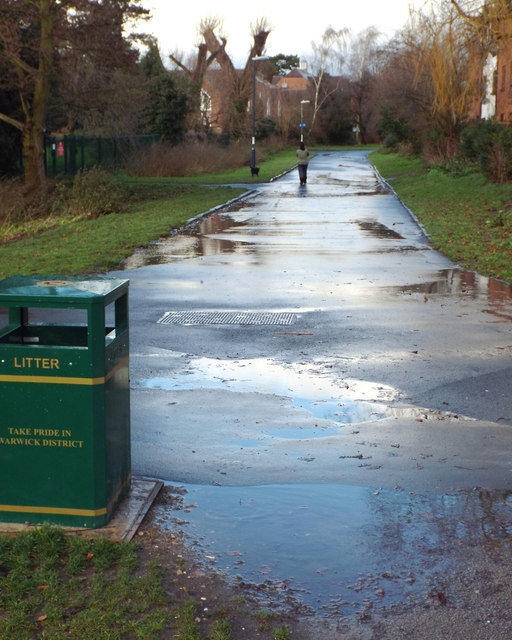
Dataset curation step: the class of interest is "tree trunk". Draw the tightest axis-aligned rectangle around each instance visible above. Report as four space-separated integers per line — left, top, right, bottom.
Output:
22 0 55 194
22 123 46 195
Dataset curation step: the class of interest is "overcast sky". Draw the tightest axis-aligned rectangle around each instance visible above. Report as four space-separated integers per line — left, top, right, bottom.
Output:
140 0 428 66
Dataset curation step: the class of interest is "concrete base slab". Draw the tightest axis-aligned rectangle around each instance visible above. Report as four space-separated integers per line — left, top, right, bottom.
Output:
0 478 163 542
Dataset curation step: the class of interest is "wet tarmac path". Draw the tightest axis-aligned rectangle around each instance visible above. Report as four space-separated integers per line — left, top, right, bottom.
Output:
112 150 512 620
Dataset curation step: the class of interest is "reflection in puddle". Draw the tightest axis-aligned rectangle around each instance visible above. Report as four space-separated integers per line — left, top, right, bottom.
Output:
389 268 512 306
357 220 404 239
135 358 396 431
160 483 512 615
120 211 253 269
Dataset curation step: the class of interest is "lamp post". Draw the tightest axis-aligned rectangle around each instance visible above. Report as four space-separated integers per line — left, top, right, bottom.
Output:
251 55 269 172
300 99 310 143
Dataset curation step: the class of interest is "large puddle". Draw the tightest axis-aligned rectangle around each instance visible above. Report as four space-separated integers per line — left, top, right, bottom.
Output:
135 357 400 434
156 482 512 616
120 211 250 268
118 207 512 313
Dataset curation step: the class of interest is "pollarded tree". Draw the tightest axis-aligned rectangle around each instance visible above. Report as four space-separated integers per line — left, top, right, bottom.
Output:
0 0 148 193
168 17 227 133
201 17 271 136
168 18 272 137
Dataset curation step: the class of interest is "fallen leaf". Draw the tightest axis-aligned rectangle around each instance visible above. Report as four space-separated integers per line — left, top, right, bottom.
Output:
430 591 447 606
37 615 47 622
274 331 313 335
37 584 50 590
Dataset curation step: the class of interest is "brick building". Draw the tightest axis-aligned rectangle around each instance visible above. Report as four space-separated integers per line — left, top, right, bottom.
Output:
468 19 512 124
202 64 314 134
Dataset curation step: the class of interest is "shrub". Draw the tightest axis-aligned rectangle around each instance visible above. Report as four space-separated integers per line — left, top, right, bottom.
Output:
0 178 50 230
431 155 479 177
0 168 121 237
396 140 417 157
378 108 419 152
51 167 122 219
126 141 250 177
255 117 277 140
486 207 512 229
460 120 512 183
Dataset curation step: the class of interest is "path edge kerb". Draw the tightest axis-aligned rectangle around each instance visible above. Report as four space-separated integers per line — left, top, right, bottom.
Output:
370 161 432 244
184 162 297 226
187 189 257 225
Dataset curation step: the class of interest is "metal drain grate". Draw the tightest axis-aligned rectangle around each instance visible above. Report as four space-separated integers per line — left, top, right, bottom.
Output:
158 311 297 326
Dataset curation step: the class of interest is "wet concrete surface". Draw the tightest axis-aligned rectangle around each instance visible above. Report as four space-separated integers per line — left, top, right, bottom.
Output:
111 151 512 624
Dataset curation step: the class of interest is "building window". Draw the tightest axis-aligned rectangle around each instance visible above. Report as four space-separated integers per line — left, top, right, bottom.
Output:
200 90 212 128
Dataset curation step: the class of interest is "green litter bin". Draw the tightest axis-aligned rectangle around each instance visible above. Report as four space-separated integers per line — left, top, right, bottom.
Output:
0 276 130 528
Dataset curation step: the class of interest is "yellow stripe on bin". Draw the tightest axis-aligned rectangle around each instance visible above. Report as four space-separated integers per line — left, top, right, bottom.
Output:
0 356 128 385
0 474 132 519
0 504 108 517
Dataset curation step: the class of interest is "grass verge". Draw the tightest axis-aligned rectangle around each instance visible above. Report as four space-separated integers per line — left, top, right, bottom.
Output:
0 185 245 279
370 150 512 283
0 148 302 279
0 523 299 640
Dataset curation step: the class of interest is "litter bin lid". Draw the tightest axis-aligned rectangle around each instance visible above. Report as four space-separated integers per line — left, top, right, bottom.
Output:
0 276 128 306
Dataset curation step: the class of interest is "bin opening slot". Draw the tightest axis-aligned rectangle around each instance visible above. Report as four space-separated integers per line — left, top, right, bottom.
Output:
0 307 89 347
104 297 128 345
0 306 7 334
0 325 88 346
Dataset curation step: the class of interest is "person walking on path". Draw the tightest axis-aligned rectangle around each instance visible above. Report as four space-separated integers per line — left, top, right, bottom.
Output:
296 142 309 185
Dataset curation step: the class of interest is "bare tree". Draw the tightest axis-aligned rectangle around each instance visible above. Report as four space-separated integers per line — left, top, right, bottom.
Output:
308 27 348 130
451 0 512 42
401 2 480 157
347 27 383 143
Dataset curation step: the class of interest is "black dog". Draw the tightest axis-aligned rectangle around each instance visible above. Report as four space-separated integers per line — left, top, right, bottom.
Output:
250 166 260 176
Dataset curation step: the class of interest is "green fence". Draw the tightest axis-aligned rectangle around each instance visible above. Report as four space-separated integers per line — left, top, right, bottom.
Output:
44 134 160 177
